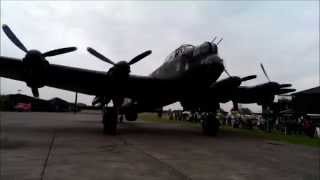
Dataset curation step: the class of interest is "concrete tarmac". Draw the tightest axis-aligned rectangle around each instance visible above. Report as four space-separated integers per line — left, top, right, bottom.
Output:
1 111 319 180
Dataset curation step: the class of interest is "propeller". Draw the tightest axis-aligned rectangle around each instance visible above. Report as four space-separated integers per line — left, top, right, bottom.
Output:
42 47 77 57
279 84 292 88
128 50 152 65
87 47 151 66
2 24 77 97
2 24 77 58
224 68 231 77
241 75 257 82
87 47 151 76
260 63 292 90
216 38 223 45
2 24 28 52
211 36 217 43
213 38 252 82
260 63 271 82
87 47 115 65
223 61 256 83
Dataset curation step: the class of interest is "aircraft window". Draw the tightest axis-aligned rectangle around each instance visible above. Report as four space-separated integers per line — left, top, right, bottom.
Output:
165 44 195 62
175 44 195 57
175 48 184 57
181 45 194 57
180 44 195 50
164 51 175 62
185 63 189 70
176 63 181 71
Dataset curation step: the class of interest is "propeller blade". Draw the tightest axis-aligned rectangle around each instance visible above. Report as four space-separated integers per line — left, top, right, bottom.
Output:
260 63 271 82
224 69 231 77
241 75 257 82
2 24 28 52
216 38 223 45
129 50 152 65
43 47 77 57
211 36 217 43
279 83 292 88
87 47 115 65
31 88 39 97
277 88 296 94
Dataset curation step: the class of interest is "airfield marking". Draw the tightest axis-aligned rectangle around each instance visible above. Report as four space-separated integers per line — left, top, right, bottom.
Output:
40 131 56 180
118 135 193 180
1 112 319 180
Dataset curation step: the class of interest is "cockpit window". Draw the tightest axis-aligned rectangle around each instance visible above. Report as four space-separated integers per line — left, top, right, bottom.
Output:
180 44 195 57
164 51 176 62
165 44 196 62
176 44 195 57
165 44 195 62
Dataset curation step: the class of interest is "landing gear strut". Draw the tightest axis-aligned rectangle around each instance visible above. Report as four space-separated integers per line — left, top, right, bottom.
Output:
201 112 220 136
102 107 118 135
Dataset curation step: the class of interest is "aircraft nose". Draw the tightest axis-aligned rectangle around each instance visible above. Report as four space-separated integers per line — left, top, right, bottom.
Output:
201 54 224 67
201 54 224 73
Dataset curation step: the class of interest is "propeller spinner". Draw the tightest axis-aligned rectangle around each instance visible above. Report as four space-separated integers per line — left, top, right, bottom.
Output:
2 24 77 97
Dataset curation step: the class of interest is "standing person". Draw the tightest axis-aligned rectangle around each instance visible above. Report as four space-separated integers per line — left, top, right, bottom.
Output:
227 114 232 126
263 106 273 132
303 115 315 138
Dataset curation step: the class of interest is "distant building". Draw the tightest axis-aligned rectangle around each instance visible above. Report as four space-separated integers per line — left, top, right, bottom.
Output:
0 94 76 112
48 97 71 112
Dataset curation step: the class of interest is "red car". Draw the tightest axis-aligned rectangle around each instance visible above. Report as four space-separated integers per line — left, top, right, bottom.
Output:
14 103 32 112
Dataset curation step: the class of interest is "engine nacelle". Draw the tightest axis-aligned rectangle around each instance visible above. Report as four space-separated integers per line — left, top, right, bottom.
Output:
210 76 241 91
23 50 49 89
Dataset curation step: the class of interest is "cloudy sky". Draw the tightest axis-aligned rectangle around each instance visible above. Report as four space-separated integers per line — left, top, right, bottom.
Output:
0 1 319 112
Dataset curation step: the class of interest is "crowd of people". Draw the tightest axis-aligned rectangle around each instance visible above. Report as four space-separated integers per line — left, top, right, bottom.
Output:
166 109 320 138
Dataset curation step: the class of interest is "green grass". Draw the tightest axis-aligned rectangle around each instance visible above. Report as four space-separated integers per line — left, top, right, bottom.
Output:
139 113 320 148
221 126 320 148
139 113 200 127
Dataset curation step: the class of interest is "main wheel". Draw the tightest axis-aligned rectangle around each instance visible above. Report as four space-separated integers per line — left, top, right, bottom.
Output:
202 113 220 136
102 108 118 135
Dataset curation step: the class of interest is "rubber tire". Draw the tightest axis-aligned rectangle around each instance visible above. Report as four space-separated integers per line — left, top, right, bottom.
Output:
103 108 118 135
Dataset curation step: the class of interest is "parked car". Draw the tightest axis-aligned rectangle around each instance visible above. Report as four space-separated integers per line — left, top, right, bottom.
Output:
14 103 32 112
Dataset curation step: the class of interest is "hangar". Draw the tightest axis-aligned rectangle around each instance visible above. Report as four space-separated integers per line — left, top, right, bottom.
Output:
292 86 320 114
0 94 74 112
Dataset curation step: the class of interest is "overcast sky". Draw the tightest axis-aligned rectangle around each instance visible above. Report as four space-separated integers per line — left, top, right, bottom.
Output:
0 1 319 112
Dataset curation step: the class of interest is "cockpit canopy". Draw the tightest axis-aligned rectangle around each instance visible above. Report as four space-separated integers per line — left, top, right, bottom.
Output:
164 42 219 62
164 44 195 62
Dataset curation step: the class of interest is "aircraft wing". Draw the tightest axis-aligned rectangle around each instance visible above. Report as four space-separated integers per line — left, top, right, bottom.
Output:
0 56 181 99
203 78 295 105
229 85 295 104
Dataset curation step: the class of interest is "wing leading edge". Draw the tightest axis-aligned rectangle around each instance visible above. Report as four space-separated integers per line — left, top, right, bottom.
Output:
0 56 181 100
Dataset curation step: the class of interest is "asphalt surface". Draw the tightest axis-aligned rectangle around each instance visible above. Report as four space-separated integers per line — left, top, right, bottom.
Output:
1 111 319 180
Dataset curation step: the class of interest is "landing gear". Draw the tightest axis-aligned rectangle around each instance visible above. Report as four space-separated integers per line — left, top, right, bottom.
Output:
201 113 220 136
102 108 118 135
125 112 138 121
